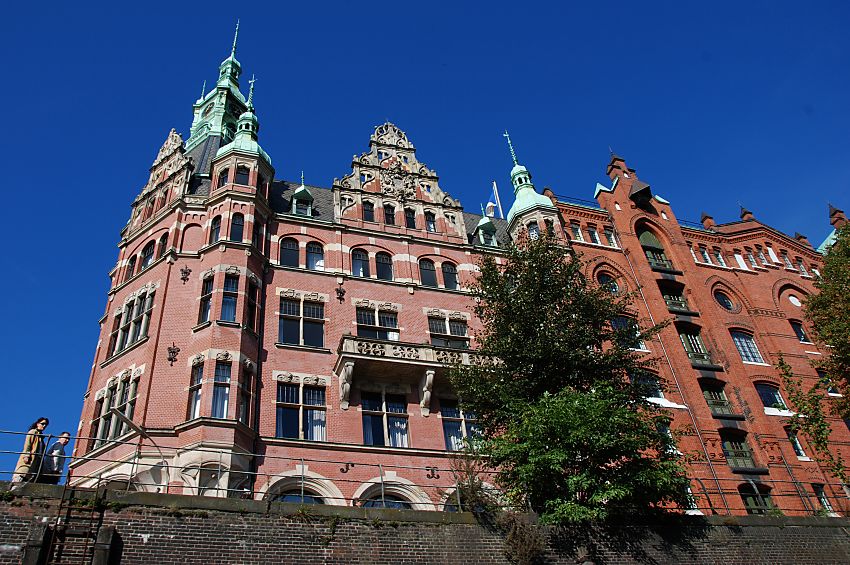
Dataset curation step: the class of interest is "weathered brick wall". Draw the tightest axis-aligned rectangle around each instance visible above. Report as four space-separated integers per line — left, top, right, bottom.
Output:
3 489 850 564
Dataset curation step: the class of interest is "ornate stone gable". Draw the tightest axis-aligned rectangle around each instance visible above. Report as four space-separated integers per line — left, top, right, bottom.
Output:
333 122 460 208
128 129 193 233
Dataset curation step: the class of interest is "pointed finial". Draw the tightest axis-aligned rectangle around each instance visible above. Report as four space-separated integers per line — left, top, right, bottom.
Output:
503 130 518 165
200 80 206 100
301 170 305 187
247 74 256 108
608 145 614 157
481 203 486 215
231 19 240 56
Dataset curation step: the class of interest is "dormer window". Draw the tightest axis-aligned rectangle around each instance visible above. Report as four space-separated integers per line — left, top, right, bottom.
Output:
294 199 310 215
481 230 496 246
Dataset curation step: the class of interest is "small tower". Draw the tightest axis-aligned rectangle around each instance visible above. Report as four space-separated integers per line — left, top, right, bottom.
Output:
502 131 560 240
185 22 250 155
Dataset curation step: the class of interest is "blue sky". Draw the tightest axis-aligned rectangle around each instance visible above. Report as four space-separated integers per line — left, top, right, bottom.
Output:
2 1 848 471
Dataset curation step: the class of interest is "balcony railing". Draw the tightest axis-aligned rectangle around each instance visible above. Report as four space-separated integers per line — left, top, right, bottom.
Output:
664 296 691 312
706 398 735 416
687 350 714 365
336 335 493 368
724 449 757 470
647 257 675 271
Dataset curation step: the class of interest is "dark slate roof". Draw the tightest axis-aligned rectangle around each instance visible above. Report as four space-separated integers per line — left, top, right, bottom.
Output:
185 134 223 178
461 211 510 248
269 180 336 222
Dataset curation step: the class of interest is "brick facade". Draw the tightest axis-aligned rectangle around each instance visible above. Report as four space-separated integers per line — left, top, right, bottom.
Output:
71 43 849 518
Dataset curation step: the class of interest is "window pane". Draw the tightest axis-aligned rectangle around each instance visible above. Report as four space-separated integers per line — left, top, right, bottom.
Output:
303 302 324 319
361 391 382 411
230 215 244 242
356 308 375 326
362 414 384 446
304 409 326 441
212 385 229 418
281 298 300 317
279 318 300 345
376 253 393 280
306 243 324 271
303 386 326 406
388 417 408 447
429 317 446 334
303 320 324 347
235 167 250 185
276 406 299 438
440 399 460 418
277 383 299 404
221 296 237 322
214 363 231 382
386 394 407 414
378 312 398 328
405 209 416 228
223 275 239 292
732 331 764 363
449 320 467 337
352 250 370 277
362 202 375 222
420 260 437 287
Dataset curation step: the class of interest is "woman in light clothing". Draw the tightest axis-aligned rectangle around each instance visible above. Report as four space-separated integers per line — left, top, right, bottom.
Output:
12 418 49 483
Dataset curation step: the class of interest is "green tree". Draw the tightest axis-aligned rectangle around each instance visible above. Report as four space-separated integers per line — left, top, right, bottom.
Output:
781 224 850 482
450 233 691 524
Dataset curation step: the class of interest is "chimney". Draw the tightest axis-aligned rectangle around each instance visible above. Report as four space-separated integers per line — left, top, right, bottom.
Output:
740 206 754 221
701 212 716 230
794 232 811 247
829 204 847 229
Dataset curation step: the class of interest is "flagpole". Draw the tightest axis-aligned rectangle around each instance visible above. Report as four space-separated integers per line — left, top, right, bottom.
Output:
492 180 504 219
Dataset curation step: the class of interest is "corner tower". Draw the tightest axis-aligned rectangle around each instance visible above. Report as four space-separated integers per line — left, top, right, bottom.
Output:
502 131 560 240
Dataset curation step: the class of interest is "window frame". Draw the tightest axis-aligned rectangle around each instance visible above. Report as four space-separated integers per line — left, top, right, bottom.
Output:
428 315 469 349
440 398 478 451
441 262 459 290
731 330 765 364
356 306 399 341
306 242 324 271
275 381 327 441
362 201 375 223
361 390 409 448
230 213 244 242
198 276 214 324
351 249 370 278
419 259 438 287
280 238 300 268
375 252 393 281
211 361 231 419
278 297 325 348
220 274 240 323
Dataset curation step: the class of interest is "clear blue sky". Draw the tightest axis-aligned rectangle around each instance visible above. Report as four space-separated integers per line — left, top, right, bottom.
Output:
2 1 848 470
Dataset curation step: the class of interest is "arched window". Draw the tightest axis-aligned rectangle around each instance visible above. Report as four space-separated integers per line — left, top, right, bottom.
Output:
209 216 222 243
157 233 169 258
442 263 459 290
376 252 393 281
738 483 776 515
362 201 375 222
527 222 540 240
637 227 673 270
217 168 229 189
140 241 155 270
419 259 437 287
699 379 734 416
383 204 396 225
789 320 811 343
273 491 325 505
730 330 765 364
425 211 436 232
306 242 324 271
125 256 137 281
352 249 370 278
361 494 412 509
230 213 244 242
234 165 250 185
405 208 416 229
280 238 299 267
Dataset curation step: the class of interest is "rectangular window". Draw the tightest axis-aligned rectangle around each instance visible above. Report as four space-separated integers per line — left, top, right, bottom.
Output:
755 383 786 410
781 251 794 270
275 382 326 441
813 484 834 513
440 398 477 451
570 221 583 241
429 316 469 349
788 432 806 458
221 275 239 322
756 246 769 265
603 227 618 248
278 298 325 347
107 314 121 357
790 321 810 343
211 362 231 419
699 246 712 264
734 253 748 270
188 364 203 420
111 293 155 356
701 381 734 416
198 277 213 324
611 316 646 350
741 487 774 515
745 248 758 269
766 245 780 264
586 226 600 244
713 249 726 267
721 434 756 469
731 331 765 364
362 391 408 447
356 307 399 341
245 282 259 333
797 259 809 276
679 329 712 365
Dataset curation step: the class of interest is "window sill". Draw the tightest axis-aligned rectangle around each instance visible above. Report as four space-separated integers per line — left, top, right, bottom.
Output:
646 398 688 410
690 361 724 371
274 342 332 354
729 466 770 475
100 336 150 368
764 407 795 417
650 266 684 276
827 393 843 398
797 456 812 462
670 309 701 317
804 350 821 356
216 320 241 328
742 361 772 367
711 412 746 421
192 320 212 333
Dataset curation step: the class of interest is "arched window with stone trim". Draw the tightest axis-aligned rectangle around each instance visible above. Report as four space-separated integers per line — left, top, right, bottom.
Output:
352 249 370 278
209 216 222 244
306 242 324 271
637 226 673 270
419 259 437 287
280 238 299 267
376 252 393 281
217 168 229 189
139 241 155 270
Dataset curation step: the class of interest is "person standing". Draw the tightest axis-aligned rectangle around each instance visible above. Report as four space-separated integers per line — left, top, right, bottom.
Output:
41 432 71 485
12 418 49 484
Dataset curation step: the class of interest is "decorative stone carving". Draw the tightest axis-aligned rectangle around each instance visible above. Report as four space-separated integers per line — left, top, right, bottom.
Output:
391 345 420 359
378 302 398 312
355 299 373 308
357 341 386 356
426 308 442 317
216 351 232 361
339 362 354 410
167 343 180 366
224 266 241 275
448 311 465 320
132 367 143 379
304 292 321 302
468 354 495 367
247 273 260 286
276 371 294 382
243 359 254 374
420 370 435 416
119 369 132 381
281 289 299 298
180 266 192 284
202 268 215 280
436 350 463 365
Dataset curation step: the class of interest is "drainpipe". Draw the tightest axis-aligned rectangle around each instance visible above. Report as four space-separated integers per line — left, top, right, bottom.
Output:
248 217 270 497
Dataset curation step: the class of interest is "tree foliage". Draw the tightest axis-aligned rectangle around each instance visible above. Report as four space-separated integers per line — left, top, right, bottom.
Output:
449 233 691 524
781 224 850 481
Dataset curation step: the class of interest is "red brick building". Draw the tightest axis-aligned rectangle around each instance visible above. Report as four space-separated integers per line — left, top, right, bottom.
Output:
71 39 849 516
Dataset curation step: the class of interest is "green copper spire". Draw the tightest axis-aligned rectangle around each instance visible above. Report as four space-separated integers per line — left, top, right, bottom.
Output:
232 19 240 57
301 170 305 187
199 80 206 101
503 130 518 166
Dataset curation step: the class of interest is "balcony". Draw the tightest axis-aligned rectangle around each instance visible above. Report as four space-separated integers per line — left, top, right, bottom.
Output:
664 295 699 316
687 351 724 371
724 450 769 475
706 399 745 420
334 335 494 414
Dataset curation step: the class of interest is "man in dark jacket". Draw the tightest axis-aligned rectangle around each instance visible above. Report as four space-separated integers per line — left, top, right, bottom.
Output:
41 432 71 484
